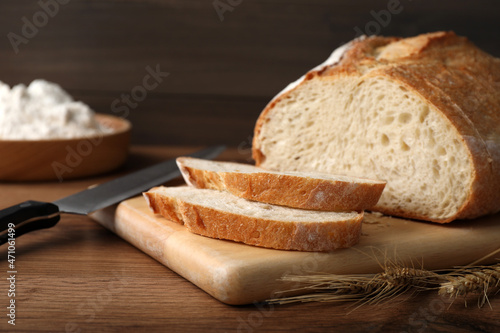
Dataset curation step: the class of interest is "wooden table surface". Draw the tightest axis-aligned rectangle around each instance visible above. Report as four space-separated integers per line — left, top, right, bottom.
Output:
1 145 499 333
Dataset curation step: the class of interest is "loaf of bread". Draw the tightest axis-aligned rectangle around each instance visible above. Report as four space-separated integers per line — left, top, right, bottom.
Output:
177 157 385 211
143 186 363 251
253 31 500 223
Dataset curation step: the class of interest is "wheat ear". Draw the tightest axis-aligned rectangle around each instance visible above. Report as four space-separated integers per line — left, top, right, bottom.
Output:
439 263 500 308
268 261 442 305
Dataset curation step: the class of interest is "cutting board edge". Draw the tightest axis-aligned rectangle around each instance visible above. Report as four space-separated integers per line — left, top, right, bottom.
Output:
95 199 268 304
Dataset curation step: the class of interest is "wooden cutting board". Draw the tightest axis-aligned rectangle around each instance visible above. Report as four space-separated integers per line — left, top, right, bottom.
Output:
91 196 500 305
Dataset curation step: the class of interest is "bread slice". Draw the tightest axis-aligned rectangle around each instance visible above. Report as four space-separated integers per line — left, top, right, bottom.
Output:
252 31 500 223
176 157 385 212
143 186 363 251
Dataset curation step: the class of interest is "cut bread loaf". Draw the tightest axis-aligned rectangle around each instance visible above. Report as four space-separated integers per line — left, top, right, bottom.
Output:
143 186 363 251
253 31 500 223
177 157 385 211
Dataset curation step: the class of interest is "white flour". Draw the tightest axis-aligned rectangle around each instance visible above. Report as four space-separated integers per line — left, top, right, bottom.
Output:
0 79 111 140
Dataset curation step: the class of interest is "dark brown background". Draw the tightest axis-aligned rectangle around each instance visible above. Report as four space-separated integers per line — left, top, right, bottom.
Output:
1 0 499 148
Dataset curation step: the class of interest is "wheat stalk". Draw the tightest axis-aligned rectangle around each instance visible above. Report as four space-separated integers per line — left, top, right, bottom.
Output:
268 261 444 305
267 249 500 308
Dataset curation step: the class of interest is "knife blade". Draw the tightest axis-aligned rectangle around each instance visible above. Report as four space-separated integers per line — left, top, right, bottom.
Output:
0 145 225 245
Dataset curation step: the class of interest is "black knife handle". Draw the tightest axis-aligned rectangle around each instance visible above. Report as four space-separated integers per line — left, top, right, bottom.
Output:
0 201 60 245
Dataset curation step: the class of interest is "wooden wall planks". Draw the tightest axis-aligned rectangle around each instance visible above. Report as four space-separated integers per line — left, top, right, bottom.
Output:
1 0 499 145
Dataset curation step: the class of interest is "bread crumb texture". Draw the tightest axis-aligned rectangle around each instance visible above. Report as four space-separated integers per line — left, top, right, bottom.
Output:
254 31 500 222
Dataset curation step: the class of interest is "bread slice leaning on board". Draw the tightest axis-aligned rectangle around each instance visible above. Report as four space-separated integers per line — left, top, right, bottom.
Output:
143 186 363 251
252 31 500 223
176 157 386 211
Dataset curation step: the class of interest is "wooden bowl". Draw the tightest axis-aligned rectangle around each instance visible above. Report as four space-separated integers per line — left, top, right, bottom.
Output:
0 114 131 182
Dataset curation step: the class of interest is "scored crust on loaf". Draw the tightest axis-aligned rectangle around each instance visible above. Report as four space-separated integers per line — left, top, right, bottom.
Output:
143 186 363 251
253 31 500 223
176 156 385 211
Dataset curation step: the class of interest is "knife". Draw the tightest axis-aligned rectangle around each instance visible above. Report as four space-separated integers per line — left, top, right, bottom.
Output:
0 145 225 245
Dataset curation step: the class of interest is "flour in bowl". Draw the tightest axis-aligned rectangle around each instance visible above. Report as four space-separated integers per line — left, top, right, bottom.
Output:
0 79 112 140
